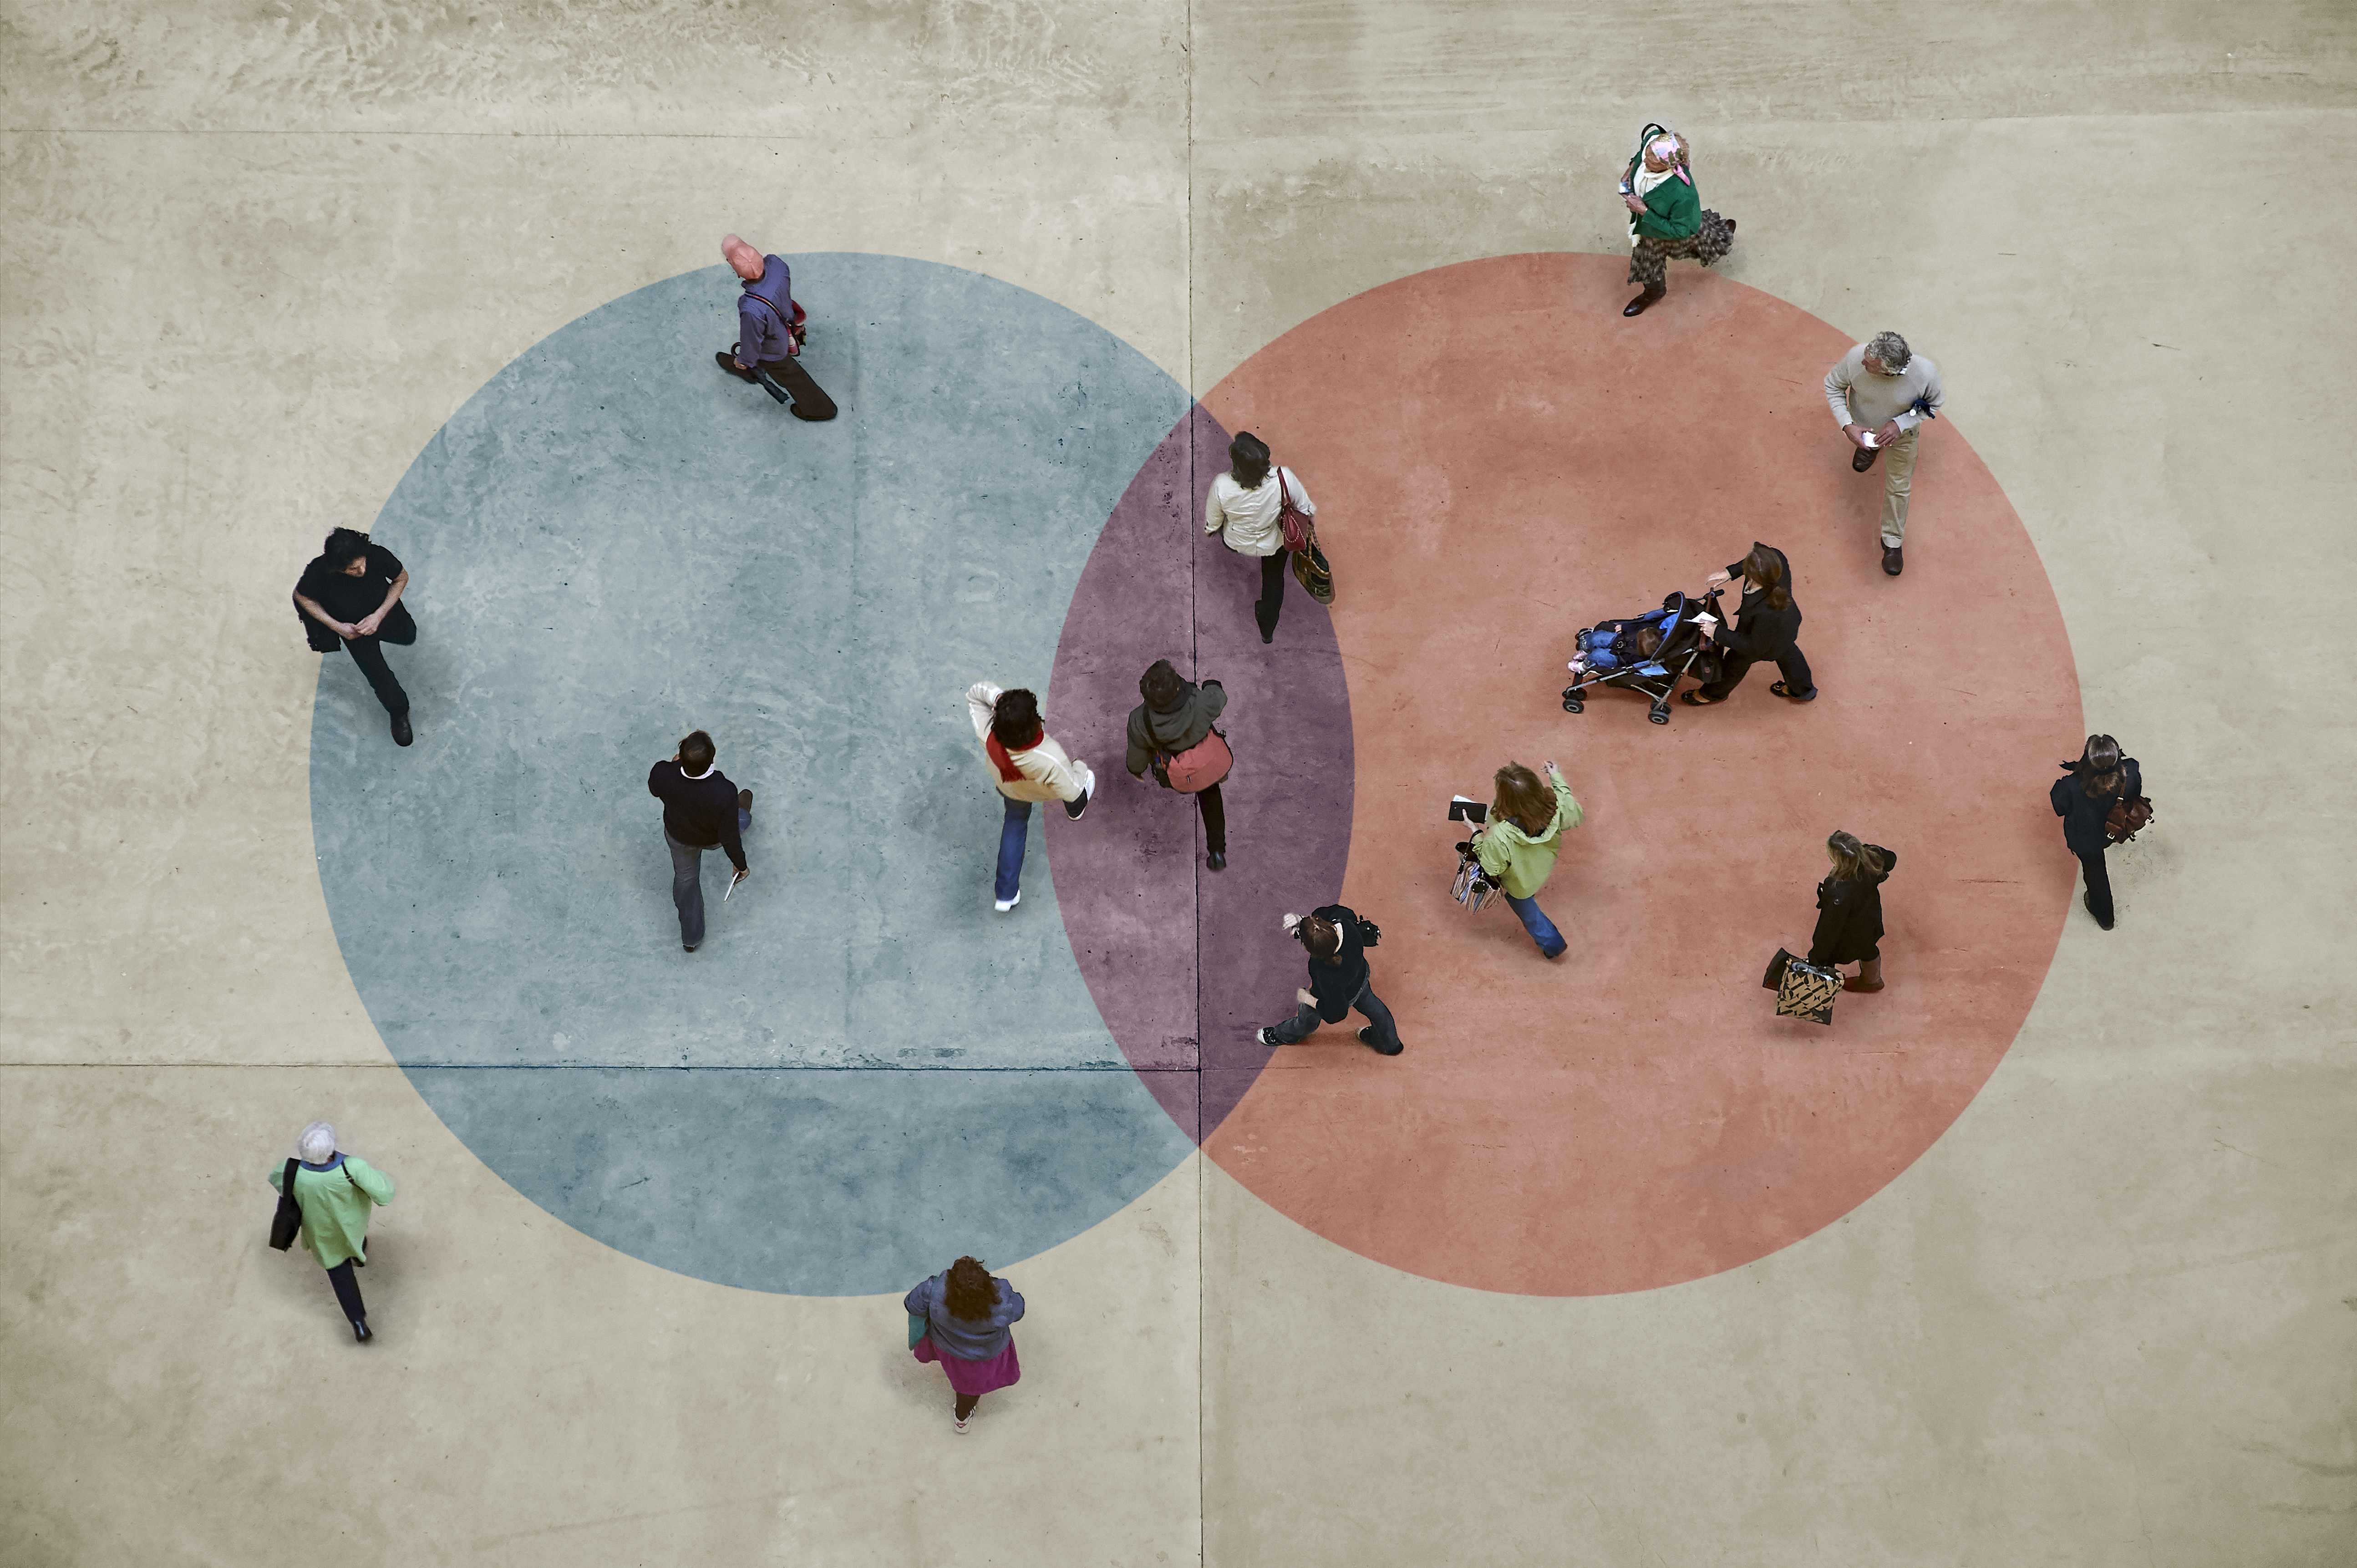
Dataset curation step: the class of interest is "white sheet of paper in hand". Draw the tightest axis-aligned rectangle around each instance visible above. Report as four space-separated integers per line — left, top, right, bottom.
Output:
1692 611 1718 634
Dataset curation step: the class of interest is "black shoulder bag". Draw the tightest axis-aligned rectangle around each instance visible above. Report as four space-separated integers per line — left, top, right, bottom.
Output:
269 1158 304 1251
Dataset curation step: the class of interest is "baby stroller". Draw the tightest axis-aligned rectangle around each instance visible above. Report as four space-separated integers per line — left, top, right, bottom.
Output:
1562 589 1725 725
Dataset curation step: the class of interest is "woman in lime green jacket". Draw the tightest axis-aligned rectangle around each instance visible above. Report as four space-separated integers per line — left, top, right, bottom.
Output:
1471 761 1583 959
267 1121 396 1343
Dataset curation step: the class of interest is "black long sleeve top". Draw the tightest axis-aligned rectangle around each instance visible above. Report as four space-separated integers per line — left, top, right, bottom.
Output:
1715 545 1801 664
1302 902 1377 1022
2052 758 2141 857
648 761 747 871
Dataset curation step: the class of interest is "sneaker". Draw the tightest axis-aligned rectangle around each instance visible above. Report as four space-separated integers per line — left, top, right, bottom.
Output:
1068 768 1097 820
953 1412 970 1434
994 890 1021 913
1256 1028 1281 1048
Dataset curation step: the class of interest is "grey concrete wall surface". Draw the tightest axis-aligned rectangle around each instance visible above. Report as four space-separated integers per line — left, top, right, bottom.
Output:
3 1 2352 1564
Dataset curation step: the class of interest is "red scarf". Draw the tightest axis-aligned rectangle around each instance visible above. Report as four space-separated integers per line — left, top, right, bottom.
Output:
986 726 1041 784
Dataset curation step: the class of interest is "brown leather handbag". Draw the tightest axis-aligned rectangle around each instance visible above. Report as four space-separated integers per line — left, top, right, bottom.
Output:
2105 794 2154 844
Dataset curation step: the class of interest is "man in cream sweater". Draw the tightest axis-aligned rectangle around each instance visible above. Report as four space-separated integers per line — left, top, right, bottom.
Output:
1824 330 1945 576
966 681 1094 913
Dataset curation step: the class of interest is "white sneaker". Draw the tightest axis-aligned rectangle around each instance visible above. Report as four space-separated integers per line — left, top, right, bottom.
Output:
1070 767 1096 820
953 1413 971 1434
994 889 1021 913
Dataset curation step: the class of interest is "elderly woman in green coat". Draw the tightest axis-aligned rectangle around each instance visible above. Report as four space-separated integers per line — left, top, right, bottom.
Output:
1468 760 1584 959
1619 127 1736 317
267 1121 396 1343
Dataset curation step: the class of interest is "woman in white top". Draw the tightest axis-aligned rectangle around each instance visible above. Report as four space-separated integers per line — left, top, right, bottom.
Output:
1204 431 1314 645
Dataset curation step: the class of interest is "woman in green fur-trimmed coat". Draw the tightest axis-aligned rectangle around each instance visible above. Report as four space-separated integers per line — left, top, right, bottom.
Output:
267 1120 396 1343
1620 127 1736 317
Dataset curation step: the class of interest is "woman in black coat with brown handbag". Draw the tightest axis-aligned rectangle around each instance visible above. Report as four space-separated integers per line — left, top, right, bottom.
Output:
1808 831 1896 992
2052 734 2141 931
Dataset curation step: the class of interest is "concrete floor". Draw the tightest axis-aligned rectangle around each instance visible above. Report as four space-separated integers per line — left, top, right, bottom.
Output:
4 2 2353 1564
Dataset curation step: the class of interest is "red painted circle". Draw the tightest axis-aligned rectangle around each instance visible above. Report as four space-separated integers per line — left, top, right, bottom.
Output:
1200 254 2081 1295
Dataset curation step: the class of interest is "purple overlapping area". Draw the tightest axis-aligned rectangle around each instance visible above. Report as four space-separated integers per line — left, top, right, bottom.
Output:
1044 406 1356 1143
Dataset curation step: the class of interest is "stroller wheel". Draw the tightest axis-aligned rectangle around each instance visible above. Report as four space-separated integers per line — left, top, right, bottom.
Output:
1648 705 1671 725
1562 689 1583 713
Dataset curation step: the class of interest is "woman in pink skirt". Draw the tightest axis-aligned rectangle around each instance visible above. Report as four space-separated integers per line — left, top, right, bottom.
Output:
905 1256 1025 1433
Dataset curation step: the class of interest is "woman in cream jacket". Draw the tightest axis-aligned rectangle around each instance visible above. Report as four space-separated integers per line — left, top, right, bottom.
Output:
966 681 1094 912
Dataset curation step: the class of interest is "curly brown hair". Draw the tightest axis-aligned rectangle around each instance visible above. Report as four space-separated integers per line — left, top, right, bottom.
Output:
944 1256 996 1321
1491 763 1556 837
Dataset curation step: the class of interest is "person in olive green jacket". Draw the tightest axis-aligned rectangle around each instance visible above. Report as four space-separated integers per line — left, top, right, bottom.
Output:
267 1121 396 1343
1469 761 1584 959
1619 128 1736 317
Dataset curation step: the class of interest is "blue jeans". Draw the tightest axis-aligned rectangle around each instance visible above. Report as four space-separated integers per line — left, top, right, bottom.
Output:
667 808 751 948
1505 892 1567 958
1266 983 1402 1053
996 792 1086 903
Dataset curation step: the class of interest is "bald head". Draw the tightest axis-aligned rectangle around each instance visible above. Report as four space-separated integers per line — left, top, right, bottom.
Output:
721 234 765 283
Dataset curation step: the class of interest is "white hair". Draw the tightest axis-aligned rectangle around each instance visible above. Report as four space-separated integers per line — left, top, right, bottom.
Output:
297 1121 338 1165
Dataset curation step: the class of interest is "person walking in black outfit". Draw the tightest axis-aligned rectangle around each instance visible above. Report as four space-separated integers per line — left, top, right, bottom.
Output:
1256 905 1403 1055
2052 735 2139 931
1808 831 1897 992
1126 659 1231 872
1681 542 1815 706
294 528 419 746
647 729 752 952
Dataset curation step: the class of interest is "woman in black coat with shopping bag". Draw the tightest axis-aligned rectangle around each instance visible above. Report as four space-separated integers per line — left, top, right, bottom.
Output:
2052 734 2141 931
1808 831 1896 992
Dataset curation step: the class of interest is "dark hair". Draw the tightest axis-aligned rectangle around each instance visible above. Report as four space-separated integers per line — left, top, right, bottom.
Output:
1742 545 1791 611
1295 914 1341 962
679 729 716 772
944 1256 996 1321
324 527 372 567
1139 659 1187 711
1229 431 1271 490
991 688 1042 748
1492 762 1555 837
1633 625 1663 659
2080 734 2123 798
1825 830 1888 884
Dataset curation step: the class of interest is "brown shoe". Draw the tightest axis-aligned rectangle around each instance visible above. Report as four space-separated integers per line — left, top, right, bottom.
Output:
1845 959 1885 992
715 349 757 384
738 789 753 813
1622 288 1665 318
1844 975 1885 993
1882 544 1904 576
1852 445 1880 472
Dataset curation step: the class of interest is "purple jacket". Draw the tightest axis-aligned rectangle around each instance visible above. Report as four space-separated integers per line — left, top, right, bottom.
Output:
735 256 797 365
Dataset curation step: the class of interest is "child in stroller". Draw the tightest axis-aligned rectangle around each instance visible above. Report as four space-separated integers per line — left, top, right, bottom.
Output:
1563 589 1725 725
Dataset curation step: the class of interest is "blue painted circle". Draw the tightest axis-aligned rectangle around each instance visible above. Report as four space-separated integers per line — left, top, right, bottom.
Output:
311 256 1199 1295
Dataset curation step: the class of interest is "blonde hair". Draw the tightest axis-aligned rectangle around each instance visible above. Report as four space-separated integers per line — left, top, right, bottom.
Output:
1825 831 1888 884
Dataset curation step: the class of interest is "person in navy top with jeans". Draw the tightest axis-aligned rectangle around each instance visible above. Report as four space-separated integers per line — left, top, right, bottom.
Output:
646 728 751 952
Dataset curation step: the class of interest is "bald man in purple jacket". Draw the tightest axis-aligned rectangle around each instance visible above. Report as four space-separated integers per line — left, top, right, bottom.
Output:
714 233 804 384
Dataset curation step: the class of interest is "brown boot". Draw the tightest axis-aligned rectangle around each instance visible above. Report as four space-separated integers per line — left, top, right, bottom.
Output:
1623 286 1666 318
1844 958 1885 993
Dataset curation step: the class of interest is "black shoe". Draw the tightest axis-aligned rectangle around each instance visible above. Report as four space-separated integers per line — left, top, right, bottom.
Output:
390 710 412 746
1623 289 1664 318
1206 851 1226 871
352 1319 373 1344
683 943 698 953
1724 218 1737 233
2084 892 2114 931
1257 621 1275 645
1256 1028 1282 1048
1882 544 1904 576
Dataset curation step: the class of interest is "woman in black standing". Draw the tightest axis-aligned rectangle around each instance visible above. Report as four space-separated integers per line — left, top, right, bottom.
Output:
1680 542 1815 706
294 527 419 746
2052 735 2139 930
1808 830 1897 993
1126 659 1230 871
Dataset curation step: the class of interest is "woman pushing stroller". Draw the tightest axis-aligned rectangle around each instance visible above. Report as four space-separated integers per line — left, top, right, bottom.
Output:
1681 543 1816 707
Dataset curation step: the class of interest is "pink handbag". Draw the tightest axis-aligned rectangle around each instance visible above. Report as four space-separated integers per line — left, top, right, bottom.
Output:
1275 468 1311 553
1155 730 1234 794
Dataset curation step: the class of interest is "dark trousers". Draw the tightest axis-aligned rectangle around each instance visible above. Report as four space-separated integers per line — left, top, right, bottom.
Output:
325 1258 367 1323
1257 552 1288 639
1700 642 1813 700
342 622 416 716
2078 848 2113 926
1267 983 1402 1051
1195 781 1227 856
667 809 751 948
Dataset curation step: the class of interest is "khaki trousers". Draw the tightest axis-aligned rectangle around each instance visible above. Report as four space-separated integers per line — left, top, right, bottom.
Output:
1877 426 1921 547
